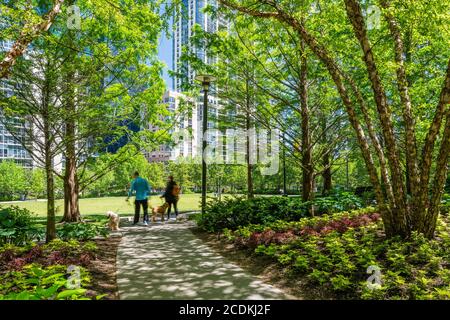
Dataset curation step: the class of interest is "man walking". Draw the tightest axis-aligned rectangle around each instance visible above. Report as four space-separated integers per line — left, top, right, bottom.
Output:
126 171 151 226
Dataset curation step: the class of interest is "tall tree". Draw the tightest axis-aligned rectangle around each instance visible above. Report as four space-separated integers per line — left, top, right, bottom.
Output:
0 0 64 78
219 0 450 238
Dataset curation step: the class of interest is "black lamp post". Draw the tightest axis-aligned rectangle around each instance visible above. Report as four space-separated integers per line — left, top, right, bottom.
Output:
282 132 287 197
195 74 216 216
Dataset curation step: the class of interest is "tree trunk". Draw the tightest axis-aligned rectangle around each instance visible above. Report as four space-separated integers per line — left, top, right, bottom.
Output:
344 0 409 236
322 155 332 196
424 110 450 237
0 0 64 78
320 116 332 196
62 12 81 223
63 157 81 222
299 39 314 203
45 150 56 242
246 78 254 199
380 0 421 227
43 69 55 242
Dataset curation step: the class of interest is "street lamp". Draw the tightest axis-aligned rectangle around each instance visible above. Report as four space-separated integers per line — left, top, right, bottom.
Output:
282 132 287 197
195 74 216 216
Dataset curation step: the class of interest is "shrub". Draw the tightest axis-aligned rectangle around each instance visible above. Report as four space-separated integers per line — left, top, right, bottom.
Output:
0 239 97 271
0 206 43 245
0 264 94 300
57 222 108 241
441 194 450 214
231 207 379 248
220 208 450 299
198 194 363 232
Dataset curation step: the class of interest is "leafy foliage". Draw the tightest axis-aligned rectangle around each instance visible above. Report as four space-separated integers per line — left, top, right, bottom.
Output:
221 207 450 299
0 206 43 245
0 264 92 300
0 239 102 300
56 223 108 241
0 239 97 272
198 194 363 232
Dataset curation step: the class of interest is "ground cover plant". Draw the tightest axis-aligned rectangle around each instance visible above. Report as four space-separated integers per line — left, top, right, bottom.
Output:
197 193 363 232
0 206 112 300
0 239 105 300
216 207 450 299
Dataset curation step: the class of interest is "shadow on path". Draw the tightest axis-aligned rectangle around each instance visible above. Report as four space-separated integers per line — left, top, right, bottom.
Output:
116 220 293 300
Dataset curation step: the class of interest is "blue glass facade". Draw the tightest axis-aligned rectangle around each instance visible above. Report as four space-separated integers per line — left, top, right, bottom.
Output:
0 42 34 168
173 0 226 91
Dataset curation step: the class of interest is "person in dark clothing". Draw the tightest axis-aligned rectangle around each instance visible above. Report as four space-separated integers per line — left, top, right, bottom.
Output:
161 175 179 220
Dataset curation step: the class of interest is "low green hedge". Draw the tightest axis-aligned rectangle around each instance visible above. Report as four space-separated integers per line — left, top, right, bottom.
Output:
197 193 363 232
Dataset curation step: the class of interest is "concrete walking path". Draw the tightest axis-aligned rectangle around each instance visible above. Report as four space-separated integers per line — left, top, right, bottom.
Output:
116 220 293 300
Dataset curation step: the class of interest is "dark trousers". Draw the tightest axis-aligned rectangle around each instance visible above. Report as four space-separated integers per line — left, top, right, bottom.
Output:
134 199 149 224
167 200 178 219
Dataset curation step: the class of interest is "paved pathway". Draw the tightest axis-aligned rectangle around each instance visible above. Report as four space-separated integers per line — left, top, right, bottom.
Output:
116 219 293 300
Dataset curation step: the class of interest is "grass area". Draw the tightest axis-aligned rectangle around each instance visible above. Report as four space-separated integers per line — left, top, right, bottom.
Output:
0 194 212 217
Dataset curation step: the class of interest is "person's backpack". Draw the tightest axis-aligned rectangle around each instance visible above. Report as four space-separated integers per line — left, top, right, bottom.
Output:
172 184 180 197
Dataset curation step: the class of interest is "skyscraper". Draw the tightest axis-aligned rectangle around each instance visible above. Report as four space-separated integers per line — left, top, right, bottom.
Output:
0 40 34 168
172 0 228 160
173 0 228 92
145 90 199 162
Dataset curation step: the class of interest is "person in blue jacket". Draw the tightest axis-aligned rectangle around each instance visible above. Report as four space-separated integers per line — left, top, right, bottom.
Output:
126 171 151 226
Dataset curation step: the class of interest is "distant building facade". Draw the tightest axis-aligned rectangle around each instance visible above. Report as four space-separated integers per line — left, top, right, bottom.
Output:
145 90 199 162
150 0 228 164
0 40 34 168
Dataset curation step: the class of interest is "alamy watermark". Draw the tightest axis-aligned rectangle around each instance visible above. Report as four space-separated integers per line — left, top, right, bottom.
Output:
366 265 382 290
67 5 81 30
66 265 81 289
366 5 382 30
172 128 280 176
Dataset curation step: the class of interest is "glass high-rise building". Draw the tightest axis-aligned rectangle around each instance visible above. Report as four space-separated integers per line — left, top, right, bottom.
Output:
173 0 228 91
171 0 228 159
0 40 34 168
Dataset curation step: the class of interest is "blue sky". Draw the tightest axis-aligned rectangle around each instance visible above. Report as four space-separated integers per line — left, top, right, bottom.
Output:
158 30 173 90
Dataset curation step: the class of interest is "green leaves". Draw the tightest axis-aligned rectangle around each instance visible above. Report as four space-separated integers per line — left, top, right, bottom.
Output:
219 205 450 299
0 206 42 245
56 288 87 300
0 264 93 300
56 223 109 241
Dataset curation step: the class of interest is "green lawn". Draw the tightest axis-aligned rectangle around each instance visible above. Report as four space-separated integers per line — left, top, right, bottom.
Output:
0 194 212 217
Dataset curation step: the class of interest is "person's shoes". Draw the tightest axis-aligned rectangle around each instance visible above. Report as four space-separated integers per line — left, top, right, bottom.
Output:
143 221 148 226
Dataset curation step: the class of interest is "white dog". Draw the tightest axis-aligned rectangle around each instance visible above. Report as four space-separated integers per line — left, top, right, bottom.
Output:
106 211 120 231
176 213 188 222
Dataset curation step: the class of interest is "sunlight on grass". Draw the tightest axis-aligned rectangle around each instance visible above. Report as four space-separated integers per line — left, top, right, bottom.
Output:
0 194 208 217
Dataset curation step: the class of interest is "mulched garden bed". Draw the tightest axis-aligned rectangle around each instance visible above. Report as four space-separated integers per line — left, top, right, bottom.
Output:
86 236 122 300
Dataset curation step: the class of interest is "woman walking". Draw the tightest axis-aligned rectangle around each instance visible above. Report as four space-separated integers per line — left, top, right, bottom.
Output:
161 175 180 220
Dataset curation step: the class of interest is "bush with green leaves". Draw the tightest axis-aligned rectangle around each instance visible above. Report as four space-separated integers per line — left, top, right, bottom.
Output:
0 206 44 245
56 222 109 241
222 208 450 300
0 264 104 300
441 194 450 214
198 194 364 233
197 196 306 232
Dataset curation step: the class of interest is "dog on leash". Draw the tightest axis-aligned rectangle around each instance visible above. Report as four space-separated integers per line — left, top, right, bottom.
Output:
106 211 120 231
152 202 169 222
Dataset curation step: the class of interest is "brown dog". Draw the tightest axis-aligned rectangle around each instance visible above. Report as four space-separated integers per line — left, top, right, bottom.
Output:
152 202 169 222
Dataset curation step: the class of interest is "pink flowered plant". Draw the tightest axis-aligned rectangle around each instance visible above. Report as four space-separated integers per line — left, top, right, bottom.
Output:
6 257 27 270
243 212 382 247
